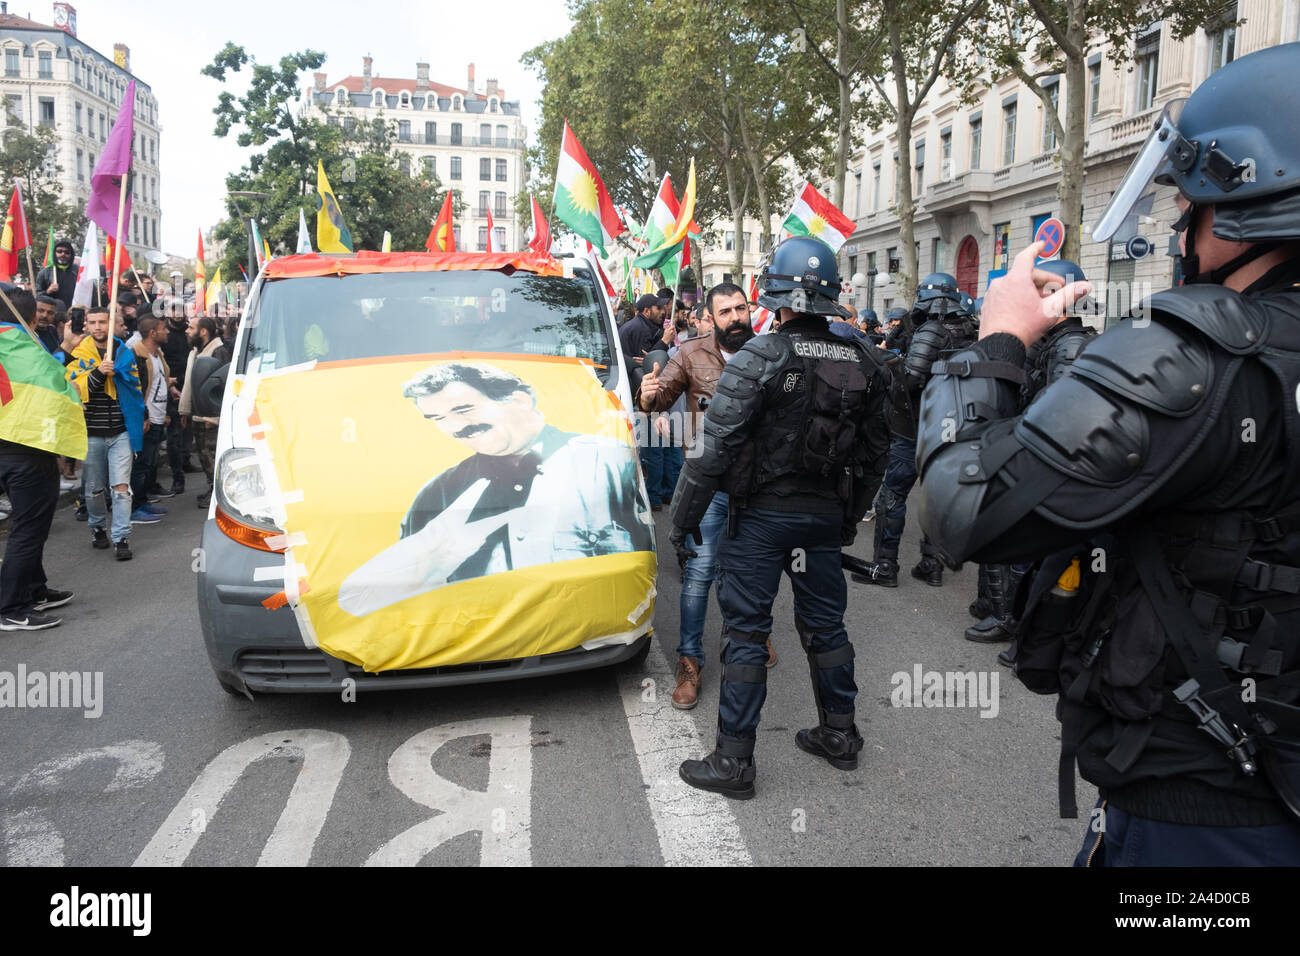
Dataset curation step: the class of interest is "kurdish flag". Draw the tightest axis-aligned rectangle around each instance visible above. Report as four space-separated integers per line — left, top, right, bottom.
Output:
642 174 683 287
41 224 54 268
426 192 455 252
0 324 86 459
554 122 624 256
634 159 696 271
782 181 855 252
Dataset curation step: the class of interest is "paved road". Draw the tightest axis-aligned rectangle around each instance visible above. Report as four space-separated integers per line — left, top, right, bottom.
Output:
0 480 1095 866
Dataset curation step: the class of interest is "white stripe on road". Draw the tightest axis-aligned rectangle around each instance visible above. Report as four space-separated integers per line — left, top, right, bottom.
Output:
619 640 752 866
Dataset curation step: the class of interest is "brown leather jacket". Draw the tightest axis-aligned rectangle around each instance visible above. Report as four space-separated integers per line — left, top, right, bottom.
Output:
637 333 726 445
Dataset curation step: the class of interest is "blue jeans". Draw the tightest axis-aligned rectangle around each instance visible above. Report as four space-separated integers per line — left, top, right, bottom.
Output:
1074 799 1300 866
85 431 134 543
676 491 729 663
659 444 684 503
714 508 857 740
132 423 164 511
640 445 666 504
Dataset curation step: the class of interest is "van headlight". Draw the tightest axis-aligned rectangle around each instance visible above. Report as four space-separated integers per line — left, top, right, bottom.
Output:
216 447 283 533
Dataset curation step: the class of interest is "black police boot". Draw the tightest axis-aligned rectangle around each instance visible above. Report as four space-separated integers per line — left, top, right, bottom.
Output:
997 641 1018 667
970 564 993 618
965 563 1015 642
911 556 943 587
854 556 898 587
679 734 756 800
796 712 864 771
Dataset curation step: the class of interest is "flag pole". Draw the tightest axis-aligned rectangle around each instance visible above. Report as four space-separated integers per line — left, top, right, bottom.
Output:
105 176 128 362
0 284 45 346
130 264 150 304
23 244 35 290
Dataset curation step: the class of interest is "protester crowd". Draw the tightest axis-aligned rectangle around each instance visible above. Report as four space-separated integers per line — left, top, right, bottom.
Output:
0 245 239 630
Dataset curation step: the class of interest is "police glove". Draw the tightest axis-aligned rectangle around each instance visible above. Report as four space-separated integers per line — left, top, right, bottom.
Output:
669 525 703 570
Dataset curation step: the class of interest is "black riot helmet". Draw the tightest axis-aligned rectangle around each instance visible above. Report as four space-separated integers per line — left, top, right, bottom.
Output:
914 272 961 316
1093 43 1300 282
757 236 850 318
1034 259 1099 318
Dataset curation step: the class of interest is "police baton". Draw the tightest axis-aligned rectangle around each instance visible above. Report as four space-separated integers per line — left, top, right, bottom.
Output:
841 552 878 584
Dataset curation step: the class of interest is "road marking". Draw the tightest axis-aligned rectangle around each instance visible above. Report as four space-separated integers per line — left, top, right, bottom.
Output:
134 729 350 867
619 641 752 866
366 716 533 867
5 741 164 866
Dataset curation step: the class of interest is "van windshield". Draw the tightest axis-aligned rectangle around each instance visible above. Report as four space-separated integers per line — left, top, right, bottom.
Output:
245 269 612 377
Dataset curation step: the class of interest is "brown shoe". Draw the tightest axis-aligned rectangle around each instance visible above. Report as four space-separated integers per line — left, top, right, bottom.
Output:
672 656 701 710
766 638 778 669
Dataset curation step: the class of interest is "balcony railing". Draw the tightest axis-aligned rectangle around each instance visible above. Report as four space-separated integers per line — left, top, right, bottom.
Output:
387 132 522 148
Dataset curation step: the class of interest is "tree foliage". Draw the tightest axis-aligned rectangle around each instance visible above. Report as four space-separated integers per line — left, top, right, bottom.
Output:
980 0 1228 265
524 0 841 275
0 119 86 264
203 44 452 278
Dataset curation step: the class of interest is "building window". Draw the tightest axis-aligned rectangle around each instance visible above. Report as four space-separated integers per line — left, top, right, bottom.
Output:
478 190 490 216
931 237 946 272
1088 59 1102 122
477 226 488 251
76 149 84 181
450 156 461 180
940 128 952 179
38 50 52 78
496 124 507 144
450 122 462 145
479 123 491 143
343 115 356 133
493 226 505 249
478 157 489 180
1001 99 1017 167
133 214 139 243
425 121 435 142
398 120 410 141
913 140 925 196
422 155 435 177
336 88 347 105
1041 78 1060 152
6 94 21 124
452 95 462 110
490 98 499 113
100 115 106 139
742 231 752 252
760 232 772 253
75 102 82 132
892 153 900 204
398 153 411 175
1208 21 1236 74
853 169 863 217
872 161 881 210
1136 29 1160 111
494 192 506 216
495 158 507 181
725 231 735 252
5 49 18 77
886 246 900 275
453 225 462 247
400 91 410 107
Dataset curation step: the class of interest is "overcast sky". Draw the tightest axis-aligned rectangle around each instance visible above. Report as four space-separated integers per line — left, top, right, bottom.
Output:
69 0 574 254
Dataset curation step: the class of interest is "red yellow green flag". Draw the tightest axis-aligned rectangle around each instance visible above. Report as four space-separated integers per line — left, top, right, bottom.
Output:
41 224 54 268
0 324 86 459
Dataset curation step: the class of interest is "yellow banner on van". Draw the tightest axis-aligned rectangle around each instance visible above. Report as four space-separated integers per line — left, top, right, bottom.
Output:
241 355 656 672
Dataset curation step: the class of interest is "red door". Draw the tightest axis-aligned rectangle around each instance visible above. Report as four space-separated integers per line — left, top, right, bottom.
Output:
956 235 979 296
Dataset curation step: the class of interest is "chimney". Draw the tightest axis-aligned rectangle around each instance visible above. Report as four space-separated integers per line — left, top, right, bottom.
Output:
313 72 326 92
113 42 130 72
486 78 499 98
362 55 372 93
415 62 429 91
467 62 475 93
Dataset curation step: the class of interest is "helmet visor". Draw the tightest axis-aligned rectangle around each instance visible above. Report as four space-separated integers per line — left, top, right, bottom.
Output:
1092 98 1186 243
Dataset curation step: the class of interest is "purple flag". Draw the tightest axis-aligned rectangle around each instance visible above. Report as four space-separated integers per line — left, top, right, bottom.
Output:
86 78 135 239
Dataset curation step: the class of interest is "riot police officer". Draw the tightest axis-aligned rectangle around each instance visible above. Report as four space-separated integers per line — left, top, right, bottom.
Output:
671 236 892 799
914 43 1300 864
968 260 1099 647
859 272 976 588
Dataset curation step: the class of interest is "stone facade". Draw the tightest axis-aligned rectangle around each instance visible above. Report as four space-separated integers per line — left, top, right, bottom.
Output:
840 0 1300 326
299 59 528 252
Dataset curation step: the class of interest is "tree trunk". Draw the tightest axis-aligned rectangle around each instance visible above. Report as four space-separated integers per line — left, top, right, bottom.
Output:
737 109 772 263
1058 0 1087 265
890 20 919 304
832 0 851 209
